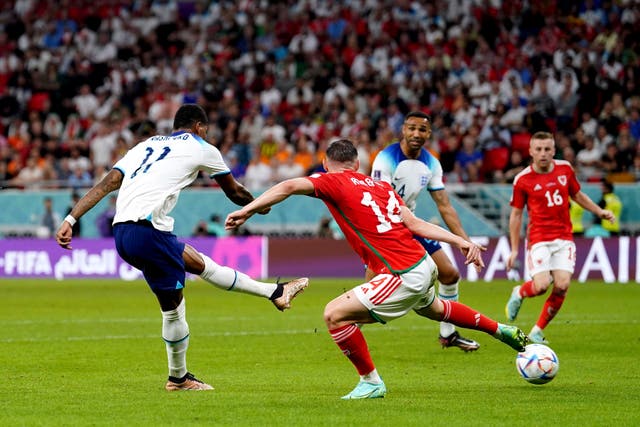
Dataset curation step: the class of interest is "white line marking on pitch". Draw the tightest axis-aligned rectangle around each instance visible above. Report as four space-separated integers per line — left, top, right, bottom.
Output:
1 319 636 343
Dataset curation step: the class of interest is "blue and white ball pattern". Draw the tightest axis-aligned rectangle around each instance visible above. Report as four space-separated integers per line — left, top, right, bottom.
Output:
516 344 559 384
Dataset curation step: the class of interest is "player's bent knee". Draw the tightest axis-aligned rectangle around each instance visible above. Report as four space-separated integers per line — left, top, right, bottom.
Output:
414 299 441 320
553 282 570 294
183 245 205 274
533 278 553 293
324 302 353 329
431 254 459 284
324 306 340 329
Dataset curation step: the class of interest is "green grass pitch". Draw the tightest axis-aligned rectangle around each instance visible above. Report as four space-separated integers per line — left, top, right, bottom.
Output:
1 277 639 426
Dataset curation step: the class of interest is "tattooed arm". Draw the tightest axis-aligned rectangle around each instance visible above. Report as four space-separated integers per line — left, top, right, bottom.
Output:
56 169 123 249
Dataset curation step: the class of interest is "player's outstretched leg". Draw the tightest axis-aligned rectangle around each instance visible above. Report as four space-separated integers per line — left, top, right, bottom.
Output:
494 324 528 351
198 251 308 310
270 277 309 311
165 372 213 391
419 300 527 352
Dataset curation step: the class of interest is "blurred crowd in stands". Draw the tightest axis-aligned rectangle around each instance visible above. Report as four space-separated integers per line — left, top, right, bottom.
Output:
1 0 640 192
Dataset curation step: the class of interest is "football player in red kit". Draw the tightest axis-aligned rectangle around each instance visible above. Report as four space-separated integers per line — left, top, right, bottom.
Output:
226 139 528 400
505 132 615 344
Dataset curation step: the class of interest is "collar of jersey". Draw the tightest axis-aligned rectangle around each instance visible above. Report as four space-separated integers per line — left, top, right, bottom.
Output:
170 130 188 137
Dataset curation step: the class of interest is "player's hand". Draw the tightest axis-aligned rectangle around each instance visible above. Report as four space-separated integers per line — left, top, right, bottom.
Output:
56 222 73 250
472 251 485 273
506 251 518 271
600 209 615 223
460 242 486 269
225 210 250 230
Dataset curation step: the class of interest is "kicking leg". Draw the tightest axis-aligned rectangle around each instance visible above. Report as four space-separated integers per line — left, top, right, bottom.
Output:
183 244 308 311
416 297 527 352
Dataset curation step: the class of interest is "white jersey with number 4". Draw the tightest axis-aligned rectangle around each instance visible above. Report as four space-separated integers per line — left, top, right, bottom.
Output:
112 131 230 231
371 142 444 211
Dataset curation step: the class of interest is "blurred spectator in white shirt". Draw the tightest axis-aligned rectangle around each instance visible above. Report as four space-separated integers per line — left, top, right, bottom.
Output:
275 156 305 182
89 120 118 169
576 134 603 180
13 155 43 188
244 157 275 191
260 114 286 144
286 78 313 107
73 84 99 119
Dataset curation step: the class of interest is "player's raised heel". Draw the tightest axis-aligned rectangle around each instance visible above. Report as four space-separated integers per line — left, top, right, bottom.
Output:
528 330 549 344
271 277 309 311
496 324 528 352
439 331 480 352
165 372 213 391
505 285 523 321
341 380 387 400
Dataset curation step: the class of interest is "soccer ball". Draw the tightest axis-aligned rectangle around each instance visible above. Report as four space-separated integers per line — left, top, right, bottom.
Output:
516 344 559 384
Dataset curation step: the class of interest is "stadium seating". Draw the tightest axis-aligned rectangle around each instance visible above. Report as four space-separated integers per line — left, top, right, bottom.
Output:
511 133 532 158
482 147 510 172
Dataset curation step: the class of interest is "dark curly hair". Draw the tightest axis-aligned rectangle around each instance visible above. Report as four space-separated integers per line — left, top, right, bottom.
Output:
172 104 208 130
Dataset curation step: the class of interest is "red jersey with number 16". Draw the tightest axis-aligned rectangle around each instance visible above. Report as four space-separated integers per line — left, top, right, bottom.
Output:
510 160 581 248
306 170 427 275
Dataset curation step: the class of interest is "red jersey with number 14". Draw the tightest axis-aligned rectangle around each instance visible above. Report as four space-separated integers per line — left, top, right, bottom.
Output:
306 170 427 275
510 160 580 247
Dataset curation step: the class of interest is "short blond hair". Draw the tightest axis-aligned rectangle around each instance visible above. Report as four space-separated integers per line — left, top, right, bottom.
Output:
531 131 553 141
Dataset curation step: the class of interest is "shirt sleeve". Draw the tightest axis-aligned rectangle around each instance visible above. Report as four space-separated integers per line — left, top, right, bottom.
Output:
510 180 526 209
200 143 231 176
371 150 392 183
568 168 581 196
426 156 445 191
306 172 331 199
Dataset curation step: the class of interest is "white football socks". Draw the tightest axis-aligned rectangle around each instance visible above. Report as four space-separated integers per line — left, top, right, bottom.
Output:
362 369 382 384
199 252 276 298
438 280 459 338
161 299 189 379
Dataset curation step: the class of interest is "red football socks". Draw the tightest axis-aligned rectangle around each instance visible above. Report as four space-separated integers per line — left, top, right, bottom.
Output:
536 292 566 329
329 324 375 375
520 280 546 297
441 300 498 334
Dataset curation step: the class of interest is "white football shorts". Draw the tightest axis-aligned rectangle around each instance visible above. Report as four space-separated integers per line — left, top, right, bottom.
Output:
527 238 576 277
353 256 438 323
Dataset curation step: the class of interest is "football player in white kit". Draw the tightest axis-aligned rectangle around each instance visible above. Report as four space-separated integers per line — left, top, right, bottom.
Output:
370 111 481 352
56 104 308 391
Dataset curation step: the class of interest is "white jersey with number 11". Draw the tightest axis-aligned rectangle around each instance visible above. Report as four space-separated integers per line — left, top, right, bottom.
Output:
112 131 230 232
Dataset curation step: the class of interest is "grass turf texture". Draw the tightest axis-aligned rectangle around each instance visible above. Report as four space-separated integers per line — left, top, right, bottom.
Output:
1 278 639 426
